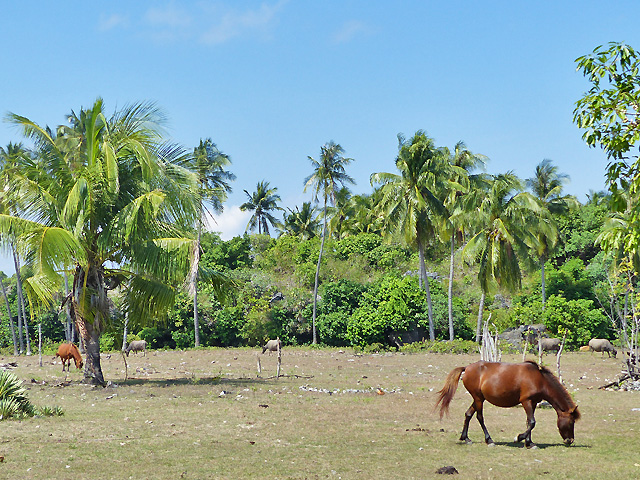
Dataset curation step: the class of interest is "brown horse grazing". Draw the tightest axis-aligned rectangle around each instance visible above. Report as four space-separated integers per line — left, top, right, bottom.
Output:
55 343 84 372
435 360 580 448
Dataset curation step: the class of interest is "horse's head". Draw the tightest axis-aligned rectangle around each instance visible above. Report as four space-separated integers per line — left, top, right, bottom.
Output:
74 355 84 370
557 406 580 445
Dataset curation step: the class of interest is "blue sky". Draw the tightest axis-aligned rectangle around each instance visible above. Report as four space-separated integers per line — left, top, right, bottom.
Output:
1 1 639 274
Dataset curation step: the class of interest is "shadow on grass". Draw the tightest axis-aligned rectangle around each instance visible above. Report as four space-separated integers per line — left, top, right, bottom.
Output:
116 376 282 388
456 440 592 450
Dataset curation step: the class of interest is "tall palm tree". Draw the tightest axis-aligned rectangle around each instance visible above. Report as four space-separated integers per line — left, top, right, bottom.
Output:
0 142 33 354
371 131 453 341
327 187 353 239
526 159 578 310
1 99 210 385
0 273 18 355
443 142 487 340
189 139 235 347
304 141 355 344
282 202 320 240
240 181 282 235
348 189 385 236
462 173 541 342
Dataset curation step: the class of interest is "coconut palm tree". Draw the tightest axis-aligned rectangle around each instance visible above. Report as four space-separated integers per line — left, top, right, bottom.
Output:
526 159 578 310
1 99 210 385
304 141 355 344
462 173 541 342
240 181 282 235
443 141 487 340
327 187 353 239
189 139 235 347
0 273 18 355
0 142 33 355
371 131 453 341
282 202 320 240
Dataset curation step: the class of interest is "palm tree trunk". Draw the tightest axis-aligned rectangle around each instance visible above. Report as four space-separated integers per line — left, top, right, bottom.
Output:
193 219 202 348
448 235 455 341
122 312 129 352
418 237 435 341
311 197 328 344
63 272 73 341
12 246 29 354
476 291 486 343
16 305 24 354
540 257 546 311
0 277 18 355
72 264 107 386
79 319 105 386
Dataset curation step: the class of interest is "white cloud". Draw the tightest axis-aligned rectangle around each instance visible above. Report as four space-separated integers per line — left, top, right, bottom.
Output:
199 1 287 45
144 3 192 28
208 205 251 240
331 20 367 44
98 13 129 32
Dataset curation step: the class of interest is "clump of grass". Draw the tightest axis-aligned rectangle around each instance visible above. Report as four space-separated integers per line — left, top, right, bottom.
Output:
0 370 63 420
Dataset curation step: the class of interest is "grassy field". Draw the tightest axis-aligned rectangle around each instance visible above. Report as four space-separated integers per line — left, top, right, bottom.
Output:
0 347 638 479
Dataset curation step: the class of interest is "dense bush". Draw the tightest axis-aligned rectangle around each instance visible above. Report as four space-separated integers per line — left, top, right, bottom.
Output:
316 312 350 346
510 294 611 347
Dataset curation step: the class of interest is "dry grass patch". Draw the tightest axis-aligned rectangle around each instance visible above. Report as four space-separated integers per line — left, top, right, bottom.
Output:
0 348 638 479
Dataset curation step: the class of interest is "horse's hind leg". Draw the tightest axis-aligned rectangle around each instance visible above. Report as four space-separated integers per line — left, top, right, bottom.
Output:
515 400 537 448
459 403 476 444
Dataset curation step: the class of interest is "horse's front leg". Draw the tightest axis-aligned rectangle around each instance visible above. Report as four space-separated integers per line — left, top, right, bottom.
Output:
474 400 494 446
515 400 537 448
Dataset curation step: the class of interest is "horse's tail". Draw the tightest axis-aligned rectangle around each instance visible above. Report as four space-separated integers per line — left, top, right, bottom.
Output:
434 366 465 419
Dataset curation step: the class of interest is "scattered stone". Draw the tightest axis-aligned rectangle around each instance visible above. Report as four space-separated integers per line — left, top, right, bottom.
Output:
436 466 458 475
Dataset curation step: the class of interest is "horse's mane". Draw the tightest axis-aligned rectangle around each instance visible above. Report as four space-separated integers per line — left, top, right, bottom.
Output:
524 360 578 414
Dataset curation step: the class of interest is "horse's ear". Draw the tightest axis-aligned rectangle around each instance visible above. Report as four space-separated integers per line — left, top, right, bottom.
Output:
570 406 581 421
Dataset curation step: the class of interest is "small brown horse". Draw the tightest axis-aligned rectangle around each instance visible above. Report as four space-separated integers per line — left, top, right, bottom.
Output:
55 343 84 372
435 360 580 448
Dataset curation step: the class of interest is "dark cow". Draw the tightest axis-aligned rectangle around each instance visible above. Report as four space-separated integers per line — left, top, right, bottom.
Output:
124 340 147 356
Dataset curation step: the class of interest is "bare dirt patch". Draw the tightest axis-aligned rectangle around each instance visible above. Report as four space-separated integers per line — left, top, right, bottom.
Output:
0 348 638 479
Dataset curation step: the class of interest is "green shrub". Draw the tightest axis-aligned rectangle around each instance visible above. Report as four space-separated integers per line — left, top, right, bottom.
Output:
0 370 34 419
542 294 610 346
317 312 350 346
399 340 478 355
335 233 382 260
139 327 166 348
172 330 193 349
100 333 116 352
210 307 244 346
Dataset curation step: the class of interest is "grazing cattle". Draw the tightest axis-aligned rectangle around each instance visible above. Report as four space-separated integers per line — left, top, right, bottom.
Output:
524 324 547 343
588 339 617 358
262 338 281 355
55 343 83 372
124 340 147 356
538 337 562 353
435 360 580 448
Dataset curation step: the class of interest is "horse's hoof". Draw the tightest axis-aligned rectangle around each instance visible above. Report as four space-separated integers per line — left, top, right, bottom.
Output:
514 436 522 443
526 444 538 450
487 442 495 447
460 438 472 445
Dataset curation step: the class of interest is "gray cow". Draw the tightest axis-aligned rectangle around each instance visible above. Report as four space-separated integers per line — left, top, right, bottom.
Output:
262 338 282 355
588 338 617 358
539 337 562 353
124 340 147 356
